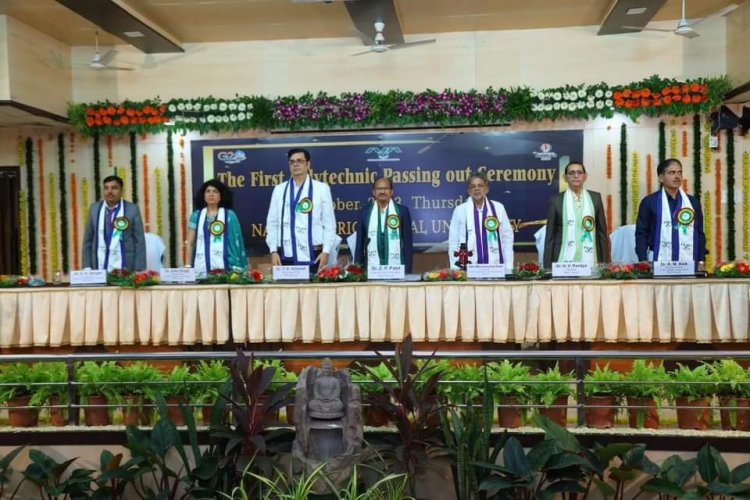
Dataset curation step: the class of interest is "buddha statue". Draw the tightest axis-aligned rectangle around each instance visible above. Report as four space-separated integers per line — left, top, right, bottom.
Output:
308 359 345 419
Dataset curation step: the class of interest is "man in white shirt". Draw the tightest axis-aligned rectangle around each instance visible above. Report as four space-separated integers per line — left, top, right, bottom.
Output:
265 148 337 271
448 174 514 270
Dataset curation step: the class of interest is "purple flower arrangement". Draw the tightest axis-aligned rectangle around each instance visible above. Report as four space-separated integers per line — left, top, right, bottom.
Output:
273 92 372 128
395 89 506 123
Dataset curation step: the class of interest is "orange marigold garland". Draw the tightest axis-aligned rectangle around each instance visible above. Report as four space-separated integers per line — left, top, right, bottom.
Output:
613 82 710 114
606 144 612 179
38 138 48 279
179 136 187 264
646 154 653 194
48 173 59 275
606 194 613 237
107 135 113 169
142 154 150 231
71 173 80 269
682 130 688 157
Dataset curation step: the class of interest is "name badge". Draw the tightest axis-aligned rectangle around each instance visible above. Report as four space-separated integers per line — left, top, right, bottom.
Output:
368 265 405 281
70 269 108 286
160 268 196 284
273 265 310 281
467 264 505 280
653 261 694 277
552 262 593 278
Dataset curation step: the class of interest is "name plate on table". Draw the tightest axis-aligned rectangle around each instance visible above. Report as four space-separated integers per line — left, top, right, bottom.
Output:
160 267 196 284
368 265 405 281
273 265 310 281
552 262 593 278
70 269 107 286
653 261 695 277
467 264 505 280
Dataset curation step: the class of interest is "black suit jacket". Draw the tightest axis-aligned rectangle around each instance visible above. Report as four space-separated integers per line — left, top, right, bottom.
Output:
356 202 413 273
543 190 609 269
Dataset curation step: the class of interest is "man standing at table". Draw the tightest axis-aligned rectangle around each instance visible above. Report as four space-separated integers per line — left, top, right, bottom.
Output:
448 173 514 270
635 158 706 264
82 175 146 271
543 161 608 269
356 176 413 273
266 148 336 271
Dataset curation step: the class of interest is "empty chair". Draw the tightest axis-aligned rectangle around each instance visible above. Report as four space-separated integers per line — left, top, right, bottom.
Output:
609 224 638 264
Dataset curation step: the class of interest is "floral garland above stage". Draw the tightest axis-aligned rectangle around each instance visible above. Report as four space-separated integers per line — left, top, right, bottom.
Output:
67 75 731 136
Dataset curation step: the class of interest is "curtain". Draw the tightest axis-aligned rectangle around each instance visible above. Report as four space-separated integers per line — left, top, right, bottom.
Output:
0 167 20 274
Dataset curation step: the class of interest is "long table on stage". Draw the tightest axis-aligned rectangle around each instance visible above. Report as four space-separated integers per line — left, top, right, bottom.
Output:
1 280 748 347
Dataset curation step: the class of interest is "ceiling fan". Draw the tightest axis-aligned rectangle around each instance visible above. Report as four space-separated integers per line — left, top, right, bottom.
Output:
89 31 133 71
623 0 739 39
351 21 435 56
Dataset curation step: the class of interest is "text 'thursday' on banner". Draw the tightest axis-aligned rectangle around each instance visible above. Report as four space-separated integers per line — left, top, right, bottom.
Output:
190 130 583 255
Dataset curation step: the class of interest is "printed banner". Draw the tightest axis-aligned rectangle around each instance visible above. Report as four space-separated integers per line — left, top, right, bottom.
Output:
191 131 583 255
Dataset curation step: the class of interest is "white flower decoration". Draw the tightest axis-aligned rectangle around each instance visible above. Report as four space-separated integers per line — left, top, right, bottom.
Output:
185 103 194 112
605 99 613 106
219 102 228 112
228 103 237 111
229 114 237 121
177 103 185 111
223 116 229 123
207 115 215 123
587 102 595 109
596 102 604 109
605 90 613 98
211 103 218 111
195 103 202 111
594 89 604 98
168 104 177 112
553 102 560 110
238 112 246 120
199 117 206 123
561 102 569 110
577 101 585 109
529 89 537 97
553 92 562 101
578 89 586 98
238 103 247 111
545 104 553 111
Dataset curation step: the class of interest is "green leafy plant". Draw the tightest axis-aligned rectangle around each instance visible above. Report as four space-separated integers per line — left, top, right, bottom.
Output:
530 364 575 408
193 360 231 406
667 363 717 402
710 359 750 398
0 363 49 406
489 360 531 401
162 365 195 399
76 361 121 403
0 445 25 498
622 359 669 400
584 364 624 399
439 362 485 405
15 449 95 499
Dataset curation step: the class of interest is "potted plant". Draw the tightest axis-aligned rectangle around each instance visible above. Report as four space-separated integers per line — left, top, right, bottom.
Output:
530 364 575 427
668 363 716 430
438 361 484 407
489 360 531 428
193 360 230 425
710 359 750 431
36 362 69 427
161 365 194 426
76 361 120 426
117 362 161 426
352 361 392 427
0 363 48 427
583 364 624 429
623 360 668 429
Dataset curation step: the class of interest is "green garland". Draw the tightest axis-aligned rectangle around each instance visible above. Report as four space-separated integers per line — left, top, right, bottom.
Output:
93 132 101 200
658 121 666 163
693 114 701 199
57 133 69 273
129 132 138 204
25 138 37 275
620 124 628 225
166 129 177 266
66 75 732 136
727 129 735 261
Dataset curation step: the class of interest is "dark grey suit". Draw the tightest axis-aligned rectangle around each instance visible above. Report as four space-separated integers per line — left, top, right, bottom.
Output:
82 200 147 271
543 190 609 269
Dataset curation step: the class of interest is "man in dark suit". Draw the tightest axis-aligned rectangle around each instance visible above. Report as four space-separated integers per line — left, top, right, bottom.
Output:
356 177 413 273
82 175 146 271
635 158 705 265
543 161 608 269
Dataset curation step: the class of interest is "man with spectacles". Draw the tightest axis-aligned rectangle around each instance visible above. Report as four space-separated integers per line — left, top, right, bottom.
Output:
265 148 336 271
543 161 608 269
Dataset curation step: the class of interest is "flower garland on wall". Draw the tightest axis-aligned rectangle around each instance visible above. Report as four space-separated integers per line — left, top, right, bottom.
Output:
704 191 714 271
646 154 653 194
606 194 613 236
93 132 101 200
658 121 666 163
71 173 79 269
670 129 678 158
129 132 138 204
726 130 735 260
715 158 723 263
57 133 69 273
166 130 177 266
681 130 688 158
703 126 712 174
743 151 750 258
25 138 36 274
620 124 627 225
66 75 731 136
179 137 187 265
631 152 640 224
142 154 150 231
18 191 29 275
155 168 164 238
38 138 48 279
606 144 612 179
82 178 90 224
107 135 113 169
693 115 702 198
48 173 59 275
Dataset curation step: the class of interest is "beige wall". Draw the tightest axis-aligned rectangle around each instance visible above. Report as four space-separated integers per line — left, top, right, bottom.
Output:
727 0 750 89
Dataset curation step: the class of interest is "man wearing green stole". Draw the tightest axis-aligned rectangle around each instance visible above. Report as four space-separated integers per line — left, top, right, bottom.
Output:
355 177 413 273
543 161 608 269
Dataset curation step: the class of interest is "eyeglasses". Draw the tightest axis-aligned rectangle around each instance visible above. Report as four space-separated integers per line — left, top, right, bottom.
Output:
566 171 585 177
288 158 307 165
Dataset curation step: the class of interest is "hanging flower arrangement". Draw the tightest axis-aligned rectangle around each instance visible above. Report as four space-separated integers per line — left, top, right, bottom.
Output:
530 84 614 121
72 100 169 135
167 96 257 133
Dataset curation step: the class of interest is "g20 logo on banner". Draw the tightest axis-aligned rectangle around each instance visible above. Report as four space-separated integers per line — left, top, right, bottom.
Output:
365 146 402 162
533 143 558 161
217 150 247 165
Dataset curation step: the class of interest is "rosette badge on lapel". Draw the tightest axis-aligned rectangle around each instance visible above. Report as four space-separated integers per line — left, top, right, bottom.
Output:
386 214 400 239
297 197 313 214
209 220 225 238
113 216 130 232
677 208 695 234
582 215 595 241
484 216 500 240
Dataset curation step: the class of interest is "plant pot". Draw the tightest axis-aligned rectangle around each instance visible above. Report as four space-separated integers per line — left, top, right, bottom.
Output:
627 397 660 429
49 395 67 427
364 406 390 427
201 405 213 426
85 395 111 426
584 395 617 429
122 396 151 426
166 395 188 426
676 397 711 430
285 403 295 425
539 396 569 427
497 396 523 428
719 396 750 431
7 396 39 427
